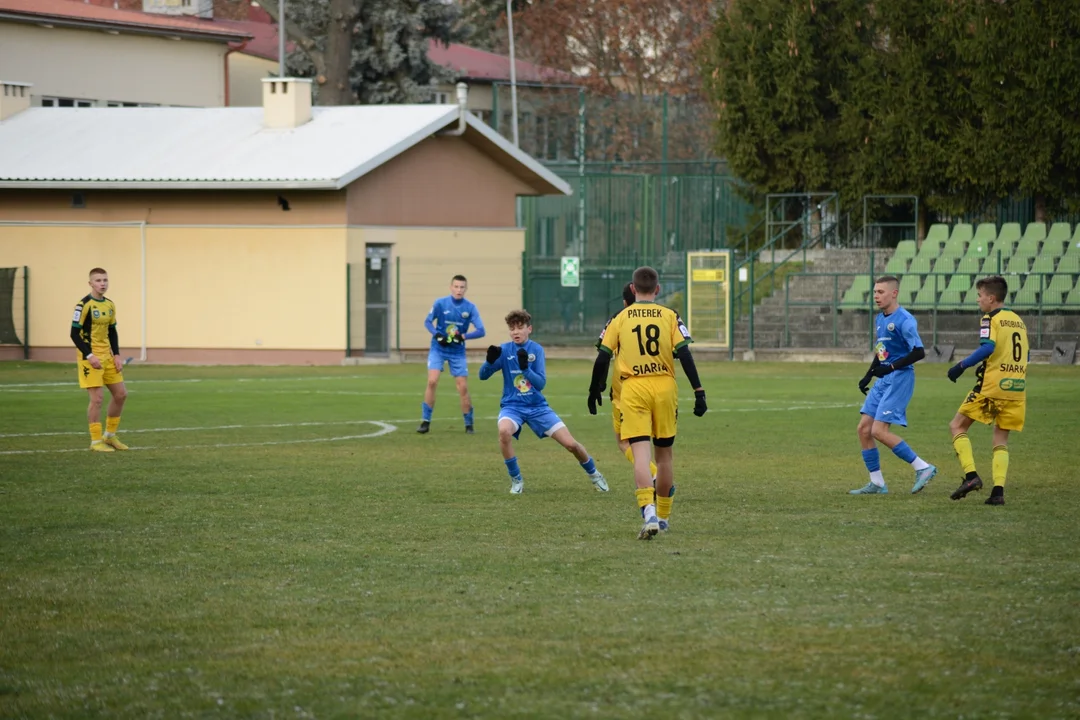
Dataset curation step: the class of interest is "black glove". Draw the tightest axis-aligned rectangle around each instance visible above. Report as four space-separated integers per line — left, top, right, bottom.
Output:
486 345 502 364
449 331 465 345
858 373 872 395
517 348 529 370
947 363 965 383
872 363 894 378
588 388 604 415
435 332 449 347
693 389 707 417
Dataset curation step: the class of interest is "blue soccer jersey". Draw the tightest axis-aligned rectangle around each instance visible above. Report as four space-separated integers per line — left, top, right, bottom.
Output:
479 340 548 408
425 296 485 352
874 307 922 371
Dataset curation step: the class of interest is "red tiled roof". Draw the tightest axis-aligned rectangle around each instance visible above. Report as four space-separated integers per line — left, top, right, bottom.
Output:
0 0 251 41
214 18 293 61
428 41 575 84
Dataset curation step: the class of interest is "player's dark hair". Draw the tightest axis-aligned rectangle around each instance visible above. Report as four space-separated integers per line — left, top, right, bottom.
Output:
632 266 659 295
874 275 900 289
88 267 107 277
622 282 635 306
451 275 467 284
976 275 1008 302
505 309 532 327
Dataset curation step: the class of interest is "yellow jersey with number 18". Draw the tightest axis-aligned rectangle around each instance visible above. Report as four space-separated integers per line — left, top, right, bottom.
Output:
973 308 1028 401
599 302 692 382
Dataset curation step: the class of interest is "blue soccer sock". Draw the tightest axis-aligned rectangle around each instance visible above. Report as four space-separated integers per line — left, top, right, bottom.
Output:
580 457 597 475
421 402 433 422
892 441 916 464
505 457 521 479
464 407 474 427
861 448 881 472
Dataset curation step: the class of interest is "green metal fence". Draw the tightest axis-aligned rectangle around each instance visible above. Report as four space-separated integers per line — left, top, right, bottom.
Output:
0 266 29 358
519 172 755 342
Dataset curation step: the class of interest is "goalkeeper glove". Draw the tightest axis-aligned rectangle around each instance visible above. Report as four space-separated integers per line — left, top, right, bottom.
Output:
435 332 450 347
693 389 707 417
517 348 529 370
587 388 604 415
947 363 965 383
858 373 872 395
872 363 894 378
486 345 502 364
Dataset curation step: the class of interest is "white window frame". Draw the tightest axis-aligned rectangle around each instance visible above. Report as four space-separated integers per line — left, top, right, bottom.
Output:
42 96 94 108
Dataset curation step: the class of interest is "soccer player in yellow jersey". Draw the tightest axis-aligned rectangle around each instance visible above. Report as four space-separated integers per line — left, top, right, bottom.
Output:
588 266 707 540
70 268 129 452
946 276 1028 505
596 283 659 485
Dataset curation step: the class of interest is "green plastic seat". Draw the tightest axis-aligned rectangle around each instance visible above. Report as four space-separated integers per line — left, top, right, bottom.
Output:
945 274 972 293
898 275 921 305
939 242 966 262
1030 255 1056 274
1015 222 1046 257
925 224 950 247
964 286 980 305
932 257 956 274
911 283 937 310
884 252 909 274
1065 226 1080 256
1045 274 1075 308
955 256 981 274
840 275 873 308
1064 283 1080 308
949 223 974 245
1047 222 1071 245
1011 275 1041 310
973 222 998 245
1057 255 1080 274
893 239 917 259
997 222 1022 246
982 252 1008 275
1005 255 1031 274
907 256 932 274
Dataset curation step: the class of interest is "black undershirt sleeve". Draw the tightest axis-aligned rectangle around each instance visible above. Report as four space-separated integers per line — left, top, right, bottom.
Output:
589 350 611 393
889 346 925 370
674 345 702 390
108 325 119 356
71 326 92 359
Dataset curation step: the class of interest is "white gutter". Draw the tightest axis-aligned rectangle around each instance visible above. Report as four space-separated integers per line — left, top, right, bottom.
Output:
437 83 470 137
140 220 147 362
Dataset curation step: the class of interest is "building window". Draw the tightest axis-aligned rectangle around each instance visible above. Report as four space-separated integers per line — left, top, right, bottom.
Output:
107 101 160 107
42 97 94 108
430 91 451 105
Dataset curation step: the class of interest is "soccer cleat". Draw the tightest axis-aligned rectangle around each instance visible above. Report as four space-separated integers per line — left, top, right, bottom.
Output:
416 421 430 434
985 494 1005 506
465 425 474 435
849 482 887 495
911 464 938 494
950 475 983 500
590 472 609 492
638 514 660 540
657 518 670 532
509 476 524 494
102 434 129 451
89 441 114 453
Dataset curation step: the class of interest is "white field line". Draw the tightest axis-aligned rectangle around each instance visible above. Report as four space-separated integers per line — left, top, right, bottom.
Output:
0 421 397 456
0 403 857 444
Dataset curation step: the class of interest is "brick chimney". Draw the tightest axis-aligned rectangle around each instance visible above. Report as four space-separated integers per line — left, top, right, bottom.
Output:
261 78 313 129
0 81 32 121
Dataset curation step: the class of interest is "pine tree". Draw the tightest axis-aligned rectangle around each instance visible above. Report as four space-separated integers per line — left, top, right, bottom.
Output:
262 0 464 105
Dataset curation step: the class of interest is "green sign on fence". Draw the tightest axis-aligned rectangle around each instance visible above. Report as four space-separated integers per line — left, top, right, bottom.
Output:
560 256 580 287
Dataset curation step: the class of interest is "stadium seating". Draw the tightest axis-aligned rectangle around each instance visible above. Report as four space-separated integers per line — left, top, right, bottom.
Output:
841 220 1080 312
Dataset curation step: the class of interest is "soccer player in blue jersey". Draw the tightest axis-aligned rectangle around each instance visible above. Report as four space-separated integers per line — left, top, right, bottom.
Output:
851 276 938 495
480 309 608 495
418 275 486 434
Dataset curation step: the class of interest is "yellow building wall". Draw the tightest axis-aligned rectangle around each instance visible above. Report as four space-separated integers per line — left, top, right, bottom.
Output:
0 224 347 355
228 53 277 107
0 224 145 351
146 227 347 349
348 227 524 350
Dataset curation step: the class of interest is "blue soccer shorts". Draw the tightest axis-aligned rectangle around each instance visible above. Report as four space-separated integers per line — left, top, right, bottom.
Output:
860 370 915 427
498 405 566 440
427 348 469 377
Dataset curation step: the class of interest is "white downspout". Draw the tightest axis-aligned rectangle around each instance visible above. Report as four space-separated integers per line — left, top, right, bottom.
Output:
438 83 469 136
140 220 147 362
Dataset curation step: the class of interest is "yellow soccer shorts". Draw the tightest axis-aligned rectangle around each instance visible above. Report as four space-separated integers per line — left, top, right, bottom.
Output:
619 375 678 442
958 391 1025 432
77 354 124 389
611 394 623 435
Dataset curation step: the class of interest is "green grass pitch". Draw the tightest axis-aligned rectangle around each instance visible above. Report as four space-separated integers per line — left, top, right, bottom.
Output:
1 360 1078 718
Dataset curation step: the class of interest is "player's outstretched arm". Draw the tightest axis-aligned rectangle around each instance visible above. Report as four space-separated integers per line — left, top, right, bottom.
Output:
463 310 485 341
948 342 994 382
874 347 925 378
675 346 707 416
479 346 501 381
587 349 610 414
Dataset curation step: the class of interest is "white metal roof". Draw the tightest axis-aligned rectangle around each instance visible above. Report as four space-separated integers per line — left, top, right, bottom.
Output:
0 105 571 195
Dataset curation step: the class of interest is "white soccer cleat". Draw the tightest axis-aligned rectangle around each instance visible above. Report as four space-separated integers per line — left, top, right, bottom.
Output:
590 472 609 492
509 476 524 494
638 513 660 540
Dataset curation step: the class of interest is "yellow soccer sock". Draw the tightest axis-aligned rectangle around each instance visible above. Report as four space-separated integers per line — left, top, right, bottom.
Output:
951 433 977 475
623 447 657 478
992 445 1009 487
635 486 654 511
657 495 673 521
105 416 121 435
89 422 103 442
